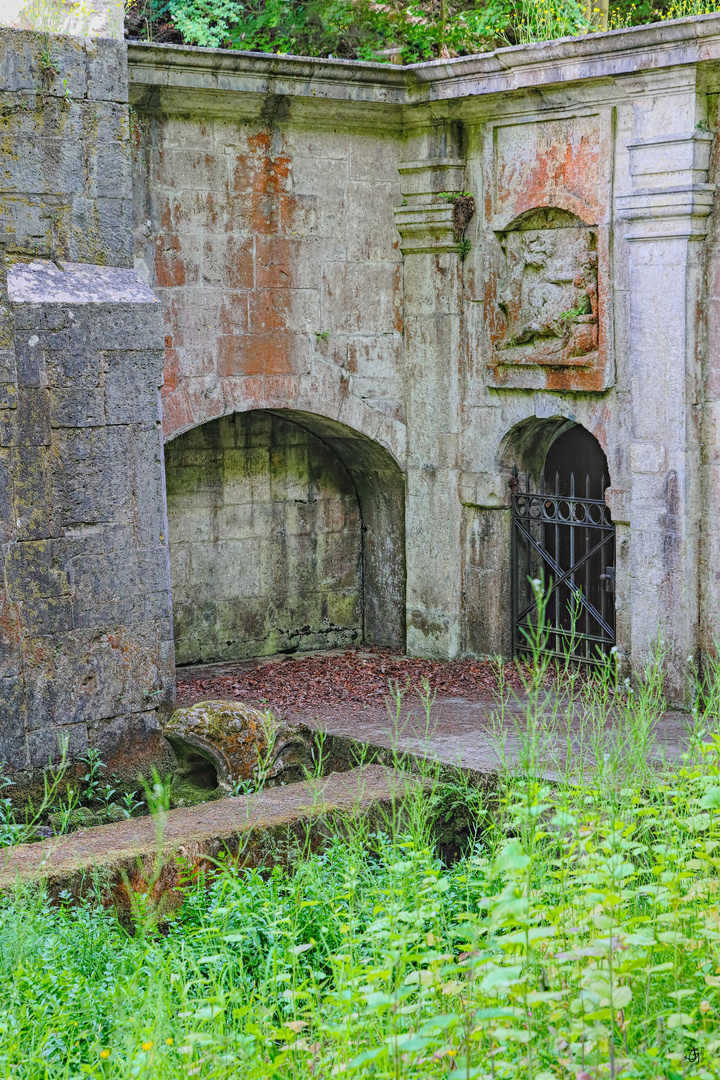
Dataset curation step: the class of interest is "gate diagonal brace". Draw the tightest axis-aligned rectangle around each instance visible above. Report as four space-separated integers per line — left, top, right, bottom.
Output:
514 518 615 639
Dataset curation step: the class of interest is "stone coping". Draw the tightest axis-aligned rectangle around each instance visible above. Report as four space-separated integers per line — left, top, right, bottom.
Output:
0 765 417 905
128 13 720 109
7 260 160 305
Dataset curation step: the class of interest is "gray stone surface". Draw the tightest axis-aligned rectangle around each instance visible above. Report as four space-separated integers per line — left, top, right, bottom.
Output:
8 260 159 305
9 17 720 790
0 30 131 267
166 411 365 664
127 18 720 701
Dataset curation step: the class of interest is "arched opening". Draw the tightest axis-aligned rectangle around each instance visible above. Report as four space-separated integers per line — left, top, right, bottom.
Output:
164 409 405 666
506 420 615 665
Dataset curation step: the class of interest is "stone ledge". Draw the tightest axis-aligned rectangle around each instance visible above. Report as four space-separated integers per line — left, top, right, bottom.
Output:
128 14 720 112
7 260 160 306
0 765 419 908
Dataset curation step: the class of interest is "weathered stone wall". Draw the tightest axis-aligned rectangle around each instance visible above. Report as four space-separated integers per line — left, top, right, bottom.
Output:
0 29 175 783
6 15 720 781
129 97 405 448
2 259 175 780
165 410 363 664
126 22 720 699
0 31 132 265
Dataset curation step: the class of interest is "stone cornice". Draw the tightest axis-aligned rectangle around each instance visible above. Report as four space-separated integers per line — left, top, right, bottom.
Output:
128 14 720 118
616 131 715 240
394 204 459 255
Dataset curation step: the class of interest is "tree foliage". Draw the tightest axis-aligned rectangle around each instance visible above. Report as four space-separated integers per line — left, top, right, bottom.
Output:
126 0 720 59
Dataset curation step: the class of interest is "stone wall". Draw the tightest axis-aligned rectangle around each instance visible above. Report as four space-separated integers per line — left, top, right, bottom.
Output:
127 21 720 699
5 15 720 785
129 98 405 448
0 29 174 783
165 410 363 664
0 31 132 265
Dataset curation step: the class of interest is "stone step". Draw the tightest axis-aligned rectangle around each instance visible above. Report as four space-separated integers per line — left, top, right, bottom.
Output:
0 765 416 912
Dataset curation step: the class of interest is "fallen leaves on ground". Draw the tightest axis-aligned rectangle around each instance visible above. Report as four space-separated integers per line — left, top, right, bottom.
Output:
176 648 531 714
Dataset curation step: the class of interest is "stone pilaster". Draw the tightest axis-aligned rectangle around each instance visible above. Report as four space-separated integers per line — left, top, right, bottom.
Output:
616 114 713 695
394 154 471 658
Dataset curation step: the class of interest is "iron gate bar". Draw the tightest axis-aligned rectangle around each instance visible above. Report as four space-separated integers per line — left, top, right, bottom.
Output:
513 516 615 638
511 472 616 665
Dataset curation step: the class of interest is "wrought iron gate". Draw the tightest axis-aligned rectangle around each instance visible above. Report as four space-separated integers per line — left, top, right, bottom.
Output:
511 467 616 665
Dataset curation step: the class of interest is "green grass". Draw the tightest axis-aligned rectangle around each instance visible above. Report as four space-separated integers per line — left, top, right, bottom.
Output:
2 625 720 1077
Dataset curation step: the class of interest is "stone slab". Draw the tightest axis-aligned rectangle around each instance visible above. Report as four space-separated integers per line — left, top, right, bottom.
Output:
0 764 417 908
8 260 159 305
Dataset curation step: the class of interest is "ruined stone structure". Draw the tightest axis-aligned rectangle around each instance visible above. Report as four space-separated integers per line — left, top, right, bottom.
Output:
3 16 720 779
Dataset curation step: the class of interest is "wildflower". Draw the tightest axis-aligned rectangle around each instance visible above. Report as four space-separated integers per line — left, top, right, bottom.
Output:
141 1041 153 1051
166 1038 174 1046
99 1050 110 1060
610 645 618 654
688 655 695 663
532 577 542 588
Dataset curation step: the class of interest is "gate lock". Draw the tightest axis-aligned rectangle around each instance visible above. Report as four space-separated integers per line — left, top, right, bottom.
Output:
599 566 615 593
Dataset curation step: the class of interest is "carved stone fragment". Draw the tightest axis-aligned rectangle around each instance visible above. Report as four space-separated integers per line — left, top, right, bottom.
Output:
163 700 316 803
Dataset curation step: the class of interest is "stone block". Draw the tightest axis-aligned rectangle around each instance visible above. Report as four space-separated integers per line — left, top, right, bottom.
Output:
0 675 26 769
92 140 133 201
201 235 254 290
322 263 402 334
86 37 128 103
291 154 347 199
255 236 319 290
5 539 68 603
105 351 162 425
630 441 667 475
0 387 50 446
52 426 133 527
22 623 162 729
14 334 44 387
128 423 169 547
89 707 176 781
44 344 100 387
348 135 398 181
93 198 134 268
66 546 169 629
346 182 401 263
155 233 200 289
11 305 67 333
17 593 74 637
50 388 105 428
27 723 88 768
66 305 163 353
0 31 36 92
10 445 57 540
0 346 17 408
0 593 22 678
0 447 12 541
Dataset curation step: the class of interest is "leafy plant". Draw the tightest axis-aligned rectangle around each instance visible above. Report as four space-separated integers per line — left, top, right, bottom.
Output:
78 748 106 803
4 604 720 1077
118 790 144 819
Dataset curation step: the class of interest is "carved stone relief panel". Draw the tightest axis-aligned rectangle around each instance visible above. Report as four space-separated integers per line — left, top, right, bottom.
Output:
495 208 598 367
482 113 613 392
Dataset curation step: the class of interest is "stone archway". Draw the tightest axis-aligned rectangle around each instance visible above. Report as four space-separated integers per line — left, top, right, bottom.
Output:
164 409 406 666
504 419 615 664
